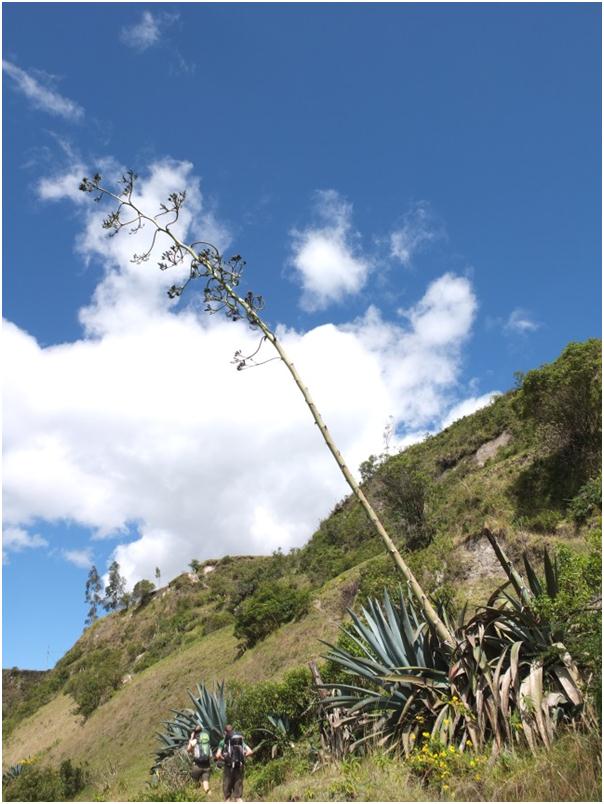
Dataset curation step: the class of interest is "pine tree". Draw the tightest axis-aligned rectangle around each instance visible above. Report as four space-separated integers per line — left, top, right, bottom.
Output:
104 560 127 611
84 565 103 626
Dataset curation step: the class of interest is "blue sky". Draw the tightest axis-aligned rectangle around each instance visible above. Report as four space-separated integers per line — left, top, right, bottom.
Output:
3 3 601 670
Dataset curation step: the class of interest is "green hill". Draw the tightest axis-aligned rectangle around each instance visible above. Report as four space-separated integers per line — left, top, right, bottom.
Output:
2 339 601 802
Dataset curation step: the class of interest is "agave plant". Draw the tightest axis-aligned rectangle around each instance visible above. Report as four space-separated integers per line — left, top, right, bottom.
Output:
152 681 227 774
253 714 298 759
2 764 24 784
322 531 586 756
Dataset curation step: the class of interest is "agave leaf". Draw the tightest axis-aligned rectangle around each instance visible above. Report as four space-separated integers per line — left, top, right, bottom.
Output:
551 665 582 706
381 673 443 689
543 549 559 598
522 553 543 598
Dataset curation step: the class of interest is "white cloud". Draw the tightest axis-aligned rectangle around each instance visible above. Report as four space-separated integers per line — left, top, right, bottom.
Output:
440 392 500 430
390 202 443 267
120 11 177 52
2 60 84 121
4 160 484 589
290 190 371 311
505 308 541 334
3 527 48 562
63 548 93 569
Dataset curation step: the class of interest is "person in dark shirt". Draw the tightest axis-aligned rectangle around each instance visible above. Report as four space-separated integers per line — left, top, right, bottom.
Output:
215 724 253 802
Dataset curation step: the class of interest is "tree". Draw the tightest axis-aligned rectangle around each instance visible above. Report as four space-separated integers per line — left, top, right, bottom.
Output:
80 172 453 646
131 579 155 607
84 565 102 626
189 559 201 574
155 566 161 584
104 560 127 612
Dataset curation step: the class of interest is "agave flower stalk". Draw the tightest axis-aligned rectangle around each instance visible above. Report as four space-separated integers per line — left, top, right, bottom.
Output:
79 171 454 647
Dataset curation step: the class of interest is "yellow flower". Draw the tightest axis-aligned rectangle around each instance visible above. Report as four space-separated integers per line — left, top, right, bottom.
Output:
466 739 473 747
451 695 459 703
443 784 449 791
469 760 476 768
474 774 481 782
422 731 430 738
410 734 416 741
443 718 450 726
448 745 456 753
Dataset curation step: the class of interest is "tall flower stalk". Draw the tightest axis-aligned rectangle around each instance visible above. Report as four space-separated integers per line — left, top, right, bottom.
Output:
80 171 454 646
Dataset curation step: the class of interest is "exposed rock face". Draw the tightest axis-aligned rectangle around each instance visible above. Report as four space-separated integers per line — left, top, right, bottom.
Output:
474 431 512 467
460 533 508 583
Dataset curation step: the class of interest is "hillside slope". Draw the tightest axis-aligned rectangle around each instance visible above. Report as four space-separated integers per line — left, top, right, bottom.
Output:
2 339 601 801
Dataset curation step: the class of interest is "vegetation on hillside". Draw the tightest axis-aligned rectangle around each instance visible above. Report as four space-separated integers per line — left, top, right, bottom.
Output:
2 339 601 801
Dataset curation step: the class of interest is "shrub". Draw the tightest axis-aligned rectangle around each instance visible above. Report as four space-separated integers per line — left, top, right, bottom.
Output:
65 648 123 718
514 339 601 474
568 474 602 524
3 760 88 802
376 460 435 549
228 667 314 755
233 580 311 648
533 528 602 707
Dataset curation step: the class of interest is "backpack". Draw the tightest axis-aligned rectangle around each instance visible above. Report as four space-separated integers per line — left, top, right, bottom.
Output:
223 733 245 768
193 730 211 764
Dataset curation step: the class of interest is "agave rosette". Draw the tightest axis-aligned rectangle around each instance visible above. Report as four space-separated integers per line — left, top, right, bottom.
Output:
322 534 586 755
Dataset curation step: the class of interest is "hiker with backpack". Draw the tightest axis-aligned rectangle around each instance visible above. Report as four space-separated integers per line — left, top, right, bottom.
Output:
187 723 213 794
215 724 253 802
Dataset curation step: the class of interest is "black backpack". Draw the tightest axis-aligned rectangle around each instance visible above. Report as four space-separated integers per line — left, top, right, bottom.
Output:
223 733 245 768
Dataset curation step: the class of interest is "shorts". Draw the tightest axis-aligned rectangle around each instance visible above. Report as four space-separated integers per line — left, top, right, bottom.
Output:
191 762 211 783
223 765 244 799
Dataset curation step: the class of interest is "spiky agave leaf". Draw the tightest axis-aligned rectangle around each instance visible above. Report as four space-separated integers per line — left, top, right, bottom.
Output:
151 681 227 774
322 589 450 750
322 547 585 758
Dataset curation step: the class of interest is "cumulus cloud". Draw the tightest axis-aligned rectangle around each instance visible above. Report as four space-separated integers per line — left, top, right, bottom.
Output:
2 60 84 121
390 201 444 267
290 190 371 311
440 392 500 430
120 10 177 52
4 160 486 589
504 308 541 335
63 548 93 569
3 526 48 562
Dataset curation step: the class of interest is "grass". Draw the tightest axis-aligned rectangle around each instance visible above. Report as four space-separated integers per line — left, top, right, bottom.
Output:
263 731 601 802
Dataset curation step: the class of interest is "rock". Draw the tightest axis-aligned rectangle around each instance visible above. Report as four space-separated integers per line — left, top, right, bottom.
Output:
474 431 512 467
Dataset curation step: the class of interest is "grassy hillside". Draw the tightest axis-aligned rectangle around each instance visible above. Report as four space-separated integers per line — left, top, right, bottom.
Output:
2 339 601 801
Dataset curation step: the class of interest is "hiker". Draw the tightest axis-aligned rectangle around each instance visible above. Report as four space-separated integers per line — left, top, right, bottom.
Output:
215 724 253 802
187 723 213 794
